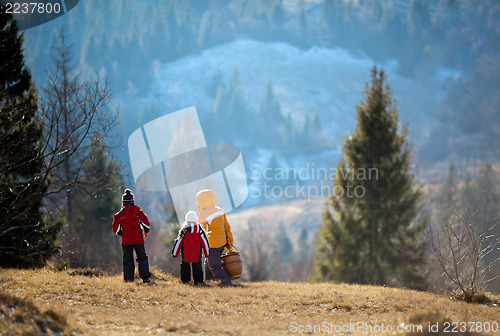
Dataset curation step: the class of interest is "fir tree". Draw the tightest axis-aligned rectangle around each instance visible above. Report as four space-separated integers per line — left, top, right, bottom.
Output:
435 162 459 216
321 0 337 45
211 85 225 120
473 163 499 220
291 227 314 281
277 223 293 263
460 171 474 208
197 11 211 47
227 68 245 119
297 0 309 43
206 67 223 97
271 2 285 26
272 222 293 280
71 135 123 271
0 8 61 267
312 107 322 131
258 81 282 123
409 0 431 37
301 113 310 145
296 227 309 263
138 102 161 126
315 67 427 289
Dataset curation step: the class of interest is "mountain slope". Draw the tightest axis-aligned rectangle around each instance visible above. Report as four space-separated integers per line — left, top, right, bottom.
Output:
227 197 325 242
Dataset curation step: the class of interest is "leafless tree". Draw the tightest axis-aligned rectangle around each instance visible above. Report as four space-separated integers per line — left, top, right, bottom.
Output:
38 31 121 261
425 200 500 302
239 220 275 281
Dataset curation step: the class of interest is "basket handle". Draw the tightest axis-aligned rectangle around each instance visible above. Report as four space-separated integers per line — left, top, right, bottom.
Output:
223 244 239 255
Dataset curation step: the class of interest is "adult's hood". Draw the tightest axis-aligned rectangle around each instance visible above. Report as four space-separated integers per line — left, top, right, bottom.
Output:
196 189 215 210
196 189 223 226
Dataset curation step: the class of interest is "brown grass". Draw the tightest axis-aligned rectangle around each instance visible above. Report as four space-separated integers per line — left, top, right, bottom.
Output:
69 267 109 278
0 268 499 335
0 288 74 335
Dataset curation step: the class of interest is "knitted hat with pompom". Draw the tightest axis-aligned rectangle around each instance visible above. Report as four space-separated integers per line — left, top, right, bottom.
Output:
122 189 134 206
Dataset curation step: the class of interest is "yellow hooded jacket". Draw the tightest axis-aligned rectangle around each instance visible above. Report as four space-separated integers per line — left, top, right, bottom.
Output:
196 189 233 249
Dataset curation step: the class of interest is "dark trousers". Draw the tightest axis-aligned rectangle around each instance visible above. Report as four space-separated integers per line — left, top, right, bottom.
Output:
122 244 150 282
207 246 232 285
180 261 204 284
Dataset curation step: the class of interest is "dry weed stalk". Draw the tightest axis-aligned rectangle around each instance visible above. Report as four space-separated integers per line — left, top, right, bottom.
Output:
425 201 500 302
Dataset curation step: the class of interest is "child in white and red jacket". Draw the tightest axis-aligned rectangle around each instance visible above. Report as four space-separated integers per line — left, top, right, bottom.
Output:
112 189 152 283
172 211 209 285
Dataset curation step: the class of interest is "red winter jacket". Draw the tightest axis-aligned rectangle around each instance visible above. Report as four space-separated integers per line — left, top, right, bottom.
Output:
112 205 151 245
172 223 209 263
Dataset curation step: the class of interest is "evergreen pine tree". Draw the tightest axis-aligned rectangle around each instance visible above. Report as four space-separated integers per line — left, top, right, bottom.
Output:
403 0 430 73
291 227 314 281
211 85 225 120
297 0 309 43
473 163 499 220
409 0 431 37
297 228 309 262
71 136 123 271
321 0 337 45
273 222 293 280
435 162 459 216
206 67 223 97
277 223 293 263
197 11 211 47
227 68 245 119
301 113 310 145
258 81 282 123
271 2 285 26
459 171 473 209
256 81 284 147
0 8 61 267
312 107 322 131
315 67 427 289
138 102 161 126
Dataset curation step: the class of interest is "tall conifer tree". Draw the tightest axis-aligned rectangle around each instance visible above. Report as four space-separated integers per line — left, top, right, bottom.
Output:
315 67 427 289
0 8 61 266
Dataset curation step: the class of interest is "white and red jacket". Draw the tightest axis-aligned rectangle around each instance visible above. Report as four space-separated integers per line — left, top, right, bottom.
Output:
172 223 209 263
112 205 151 245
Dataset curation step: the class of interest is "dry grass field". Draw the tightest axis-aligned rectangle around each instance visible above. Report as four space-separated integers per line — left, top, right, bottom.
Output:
0 268 499 335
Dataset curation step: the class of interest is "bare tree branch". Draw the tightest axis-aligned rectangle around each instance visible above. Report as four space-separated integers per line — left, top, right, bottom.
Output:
425 200 500 302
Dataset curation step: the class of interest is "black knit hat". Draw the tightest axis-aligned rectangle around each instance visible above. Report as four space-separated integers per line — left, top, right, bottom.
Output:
122 189 135 206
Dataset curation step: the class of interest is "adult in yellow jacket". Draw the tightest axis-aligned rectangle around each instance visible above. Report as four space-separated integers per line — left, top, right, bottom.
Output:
196 189 233 285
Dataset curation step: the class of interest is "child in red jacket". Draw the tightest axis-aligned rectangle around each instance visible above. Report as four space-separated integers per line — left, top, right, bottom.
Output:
112 189 152 283
172 211 209 285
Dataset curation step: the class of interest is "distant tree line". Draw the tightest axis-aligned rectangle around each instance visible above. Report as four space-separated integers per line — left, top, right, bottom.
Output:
23 0 498 91
205 67 323 152
22 0 500 163
239 222 314 282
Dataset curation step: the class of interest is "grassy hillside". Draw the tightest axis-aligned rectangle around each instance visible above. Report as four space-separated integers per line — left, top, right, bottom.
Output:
1 268 499 335
227 198 325 241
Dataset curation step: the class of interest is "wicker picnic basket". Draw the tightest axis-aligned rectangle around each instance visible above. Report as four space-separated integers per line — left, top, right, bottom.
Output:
221 245 242 280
